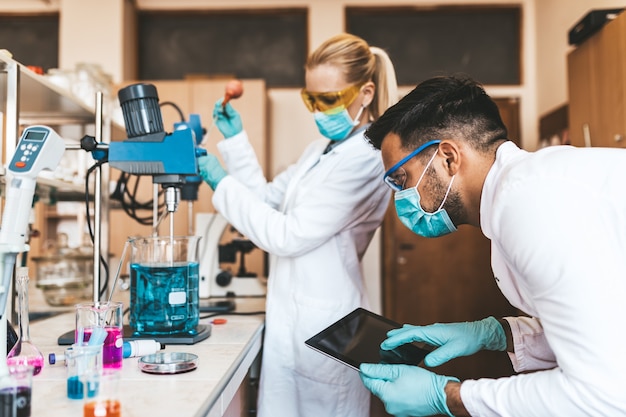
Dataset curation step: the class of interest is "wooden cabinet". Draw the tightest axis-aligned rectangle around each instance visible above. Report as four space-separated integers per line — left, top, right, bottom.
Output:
567 11 626 148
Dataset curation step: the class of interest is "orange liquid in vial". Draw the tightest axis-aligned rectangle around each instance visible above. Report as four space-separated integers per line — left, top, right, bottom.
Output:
84 400 121 417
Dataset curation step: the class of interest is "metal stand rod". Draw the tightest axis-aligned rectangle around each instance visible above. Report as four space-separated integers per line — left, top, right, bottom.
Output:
4 60 19 324
93 91 103 302
152 184 159 236
4 61 19 176
188 201 194 236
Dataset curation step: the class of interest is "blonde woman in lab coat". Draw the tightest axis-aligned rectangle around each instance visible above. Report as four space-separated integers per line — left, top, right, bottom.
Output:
197 33 398 417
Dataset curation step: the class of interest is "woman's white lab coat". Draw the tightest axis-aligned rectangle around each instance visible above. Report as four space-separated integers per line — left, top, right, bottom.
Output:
461 142 626 416
211 129 390 417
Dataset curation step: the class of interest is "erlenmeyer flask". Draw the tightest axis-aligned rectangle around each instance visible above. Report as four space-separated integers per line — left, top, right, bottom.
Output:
7 267 44 375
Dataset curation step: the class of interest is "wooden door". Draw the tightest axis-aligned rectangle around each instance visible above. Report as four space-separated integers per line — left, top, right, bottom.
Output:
381 98 521 382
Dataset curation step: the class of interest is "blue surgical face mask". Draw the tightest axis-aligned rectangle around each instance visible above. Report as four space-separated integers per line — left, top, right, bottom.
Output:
394 150 457 238
314 106 364 141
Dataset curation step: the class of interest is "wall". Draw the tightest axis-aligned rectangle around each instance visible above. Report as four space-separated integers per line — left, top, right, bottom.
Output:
5 1 624 145
60 0 119 75
134 0 536 154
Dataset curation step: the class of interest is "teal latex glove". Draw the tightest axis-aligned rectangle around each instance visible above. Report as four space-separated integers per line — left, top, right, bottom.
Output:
197 154 227 190
382 316 506 367
212 98 243 138
360 363 459 417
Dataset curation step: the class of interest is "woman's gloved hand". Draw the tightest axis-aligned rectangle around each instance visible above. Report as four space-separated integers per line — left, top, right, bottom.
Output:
212 99 243 138
360 363 459 417
197 154 227 190
382 316 506 367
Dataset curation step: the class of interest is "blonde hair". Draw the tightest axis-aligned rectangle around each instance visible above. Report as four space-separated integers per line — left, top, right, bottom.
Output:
306 33 398 120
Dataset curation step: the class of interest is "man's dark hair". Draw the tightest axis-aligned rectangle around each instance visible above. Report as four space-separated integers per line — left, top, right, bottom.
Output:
366 75 509 154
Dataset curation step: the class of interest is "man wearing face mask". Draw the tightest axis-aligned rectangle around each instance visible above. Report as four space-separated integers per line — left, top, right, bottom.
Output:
197 34 398 417
359 75 626 417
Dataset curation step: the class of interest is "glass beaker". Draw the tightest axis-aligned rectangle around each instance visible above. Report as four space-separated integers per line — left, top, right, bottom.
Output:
65 344 103 400
74 302 123 369
128 236 200 335
83 370 121 417
0 365 34 417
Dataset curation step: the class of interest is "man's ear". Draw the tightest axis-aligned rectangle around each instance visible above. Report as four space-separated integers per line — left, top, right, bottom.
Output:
438 140 461 176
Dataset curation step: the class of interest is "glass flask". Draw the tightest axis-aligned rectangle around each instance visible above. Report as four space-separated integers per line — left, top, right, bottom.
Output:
128 236 200 335
7 267 44 375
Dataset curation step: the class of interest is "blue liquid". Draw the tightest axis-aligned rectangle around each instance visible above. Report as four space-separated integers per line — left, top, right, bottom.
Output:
130 262 199 335
67 376 98 400
67 376 83 399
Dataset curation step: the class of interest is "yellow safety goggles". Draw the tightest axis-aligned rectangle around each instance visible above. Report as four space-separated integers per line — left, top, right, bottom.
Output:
300 83 363 113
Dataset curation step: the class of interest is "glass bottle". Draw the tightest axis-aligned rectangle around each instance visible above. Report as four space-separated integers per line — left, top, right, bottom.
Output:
7 267 44 375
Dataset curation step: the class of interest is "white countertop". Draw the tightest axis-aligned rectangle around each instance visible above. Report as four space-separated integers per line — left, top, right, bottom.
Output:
27 297 265 417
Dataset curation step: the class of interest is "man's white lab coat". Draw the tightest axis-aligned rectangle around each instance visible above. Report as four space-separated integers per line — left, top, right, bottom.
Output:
462 141 626 416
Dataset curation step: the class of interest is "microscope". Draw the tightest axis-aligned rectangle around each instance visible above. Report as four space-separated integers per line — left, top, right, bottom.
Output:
196 212 267 298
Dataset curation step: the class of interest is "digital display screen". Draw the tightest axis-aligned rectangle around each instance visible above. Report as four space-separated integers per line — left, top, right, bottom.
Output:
24 130 46 141
305 308 433 371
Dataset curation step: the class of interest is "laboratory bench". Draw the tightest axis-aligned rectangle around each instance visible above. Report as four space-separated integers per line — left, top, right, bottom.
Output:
26 297 265 417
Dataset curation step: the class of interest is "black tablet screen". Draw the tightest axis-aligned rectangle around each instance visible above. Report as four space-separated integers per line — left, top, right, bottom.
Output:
305 308 433 371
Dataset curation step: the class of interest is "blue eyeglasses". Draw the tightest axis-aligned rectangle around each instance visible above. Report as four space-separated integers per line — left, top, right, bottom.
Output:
383 140 441 191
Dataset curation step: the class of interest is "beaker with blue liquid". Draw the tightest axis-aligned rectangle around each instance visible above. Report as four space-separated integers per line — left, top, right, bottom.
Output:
128 236 200 335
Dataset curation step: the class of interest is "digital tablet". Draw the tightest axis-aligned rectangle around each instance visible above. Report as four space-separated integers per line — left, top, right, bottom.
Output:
305 308 434 371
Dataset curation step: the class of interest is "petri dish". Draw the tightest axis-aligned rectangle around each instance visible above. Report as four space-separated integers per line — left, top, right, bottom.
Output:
138 352 198 374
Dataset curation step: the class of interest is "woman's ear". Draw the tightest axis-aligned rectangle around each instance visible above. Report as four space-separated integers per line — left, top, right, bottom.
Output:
361 81 376 107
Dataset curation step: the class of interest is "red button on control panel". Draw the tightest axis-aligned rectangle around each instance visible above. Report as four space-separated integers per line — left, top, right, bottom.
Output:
15 161 26 168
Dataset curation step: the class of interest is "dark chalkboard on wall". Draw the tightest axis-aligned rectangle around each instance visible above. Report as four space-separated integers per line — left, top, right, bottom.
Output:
346 6 521 86
138 10 308 87
0 15 59 71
